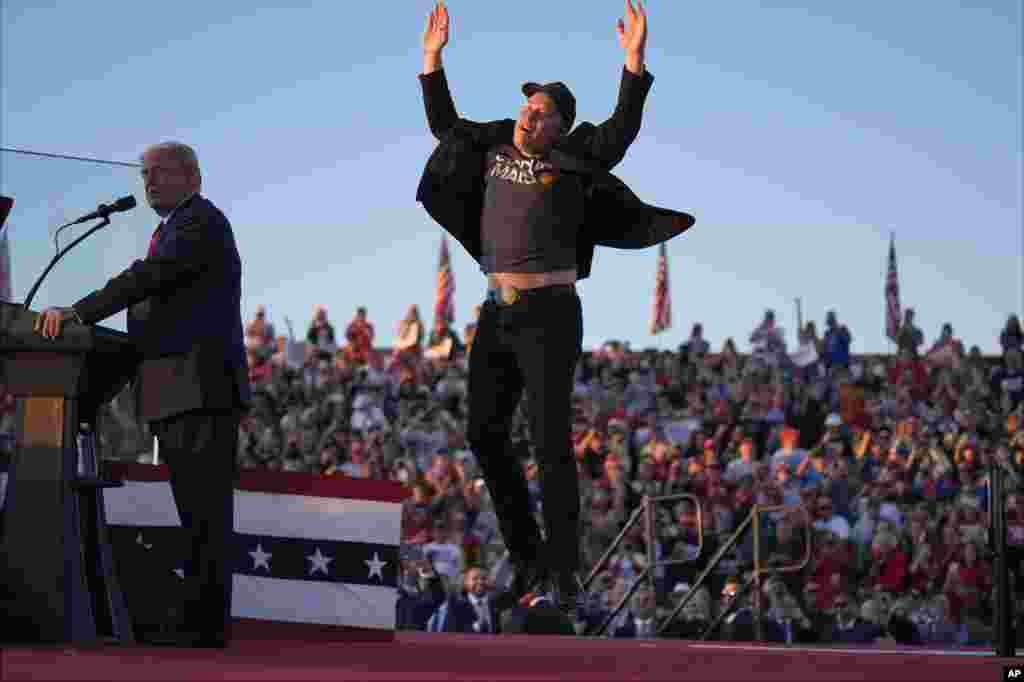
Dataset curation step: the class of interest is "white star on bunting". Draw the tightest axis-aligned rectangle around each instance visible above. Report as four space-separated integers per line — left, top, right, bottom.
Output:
249 543 272 571
135 532 153 550
307 547 334 576
365 552 386 581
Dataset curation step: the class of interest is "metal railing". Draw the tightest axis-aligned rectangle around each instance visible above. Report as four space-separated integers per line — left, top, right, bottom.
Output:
657 502 813 640
748 503 814 641
582 493 704 636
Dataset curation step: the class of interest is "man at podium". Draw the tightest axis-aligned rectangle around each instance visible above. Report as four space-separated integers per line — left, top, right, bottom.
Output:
34 141 250 648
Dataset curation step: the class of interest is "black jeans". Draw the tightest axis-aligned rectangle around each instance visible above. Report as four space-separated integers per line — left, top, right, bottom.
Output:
467 285 583 575
151 409 241 640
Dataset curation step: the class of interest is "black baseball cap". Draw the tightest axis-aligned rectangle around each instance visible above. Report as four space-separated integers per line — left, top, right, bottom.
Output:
522 81 576 131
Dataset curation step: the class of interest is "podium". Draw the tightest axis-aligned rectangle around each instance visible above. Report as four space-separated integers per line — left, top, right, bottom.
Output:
0 301 139 644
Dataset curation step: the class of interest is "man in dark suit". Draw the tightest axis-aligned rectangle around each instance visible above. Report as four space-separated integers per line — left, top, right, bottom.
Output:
416 1 695 626
35 141 249 648
830 593 884 645
440 568 502 634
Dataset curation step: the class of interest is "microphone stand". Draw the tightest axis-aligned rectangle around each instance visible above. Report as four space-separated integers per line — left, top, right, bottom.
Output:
23 217 111 311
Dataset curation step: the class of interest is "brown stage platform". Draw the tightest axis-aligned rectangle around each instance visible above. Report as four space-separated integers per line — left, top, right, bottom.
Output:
0 631 1013 681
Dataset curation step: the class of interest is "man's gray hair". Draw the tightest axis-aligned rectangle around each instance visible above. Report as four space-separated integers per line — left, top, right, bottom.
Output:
141 141 202 186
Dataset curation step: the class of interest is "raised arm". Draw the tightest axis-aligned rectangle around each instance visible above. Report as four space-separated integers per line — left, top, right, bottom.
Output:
568 1 652 170
419 2 459 139
617 0 648 76
422 2 447 76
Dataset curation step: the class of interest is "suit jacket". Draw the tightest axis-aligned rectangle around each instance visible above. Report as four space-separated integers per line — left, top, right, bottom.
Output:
416 68 695 281
443 591 501 634
73 194 250 422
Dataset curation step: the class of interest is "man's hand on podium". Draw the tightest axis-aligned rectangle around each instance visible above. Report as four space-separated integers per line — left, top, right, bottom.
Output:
34 306 83 340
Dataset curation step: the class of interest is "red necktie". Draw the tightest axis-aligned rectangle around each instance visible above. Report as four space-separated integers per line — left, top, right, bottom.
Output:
147 222 163 257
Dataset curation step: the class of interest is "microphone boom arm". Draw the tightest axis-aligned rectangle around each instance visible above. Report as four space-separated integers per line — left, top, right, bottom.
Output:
24 216 111 311
53 219 77 253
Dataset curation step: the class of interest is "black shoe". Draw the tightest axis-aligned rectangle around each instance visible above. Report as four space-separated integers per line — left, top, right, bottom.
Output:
550 571 586 634
137 630 226 648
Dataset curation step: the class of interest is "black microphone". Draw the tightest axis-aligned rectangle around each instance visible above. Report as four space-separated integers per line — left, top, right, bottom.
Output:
70 195 136 225
23 195 137 310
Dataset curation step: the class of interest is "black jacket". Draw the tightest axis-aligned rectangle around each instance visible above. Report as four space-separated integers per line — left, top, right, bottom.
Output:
443 591 501 634
416 67 695 280
73 194 250 421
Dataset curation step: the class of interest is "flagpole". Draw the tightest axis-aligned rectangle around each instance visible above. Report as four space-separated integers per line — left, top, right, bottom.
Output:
888 231 896 357
650 242 670 338
794 297 802 347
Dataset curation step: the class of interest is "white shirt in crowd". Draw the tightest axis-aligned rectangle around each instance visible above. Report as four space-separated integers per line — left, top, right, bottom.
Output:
633 618 656 638
771 448 808 469
468 593 492 633
350 397 389 435
468 510 500 547
434 374 466 401
724 459 754 483
663 418 702 446
632 426 657 449
814 515 851 541
362 366 389 388
271 338 308 370
880 504 904 529
422 541 462 578
400 427 449 473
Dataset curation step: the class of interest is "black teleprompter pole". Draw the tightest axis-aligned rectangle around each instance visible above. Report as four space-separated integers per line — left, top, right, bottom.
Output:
992 458 1015 657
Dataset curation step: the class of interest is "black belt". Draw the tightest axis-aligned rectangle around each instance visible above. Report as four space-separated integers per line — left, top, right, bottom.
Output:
485 283 575 306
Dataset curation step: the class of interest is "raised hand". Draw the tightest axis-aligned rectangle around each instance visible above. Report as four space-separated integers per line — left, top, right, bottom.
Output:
616 0 648 56
423 1 449 54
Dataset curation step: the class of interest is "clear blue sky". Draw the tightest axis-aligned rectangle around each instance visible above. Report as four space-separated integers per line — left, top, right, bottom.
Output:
1 1 1020 353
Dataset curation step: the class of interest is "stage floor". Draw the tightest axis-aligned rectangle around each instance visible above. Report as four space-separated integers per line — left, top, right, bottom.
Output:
0 632 1014 681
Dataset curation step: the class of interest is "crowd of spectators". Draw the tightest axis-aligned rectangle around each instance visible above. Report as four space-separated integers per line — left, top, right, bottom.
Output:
81 303 1024 645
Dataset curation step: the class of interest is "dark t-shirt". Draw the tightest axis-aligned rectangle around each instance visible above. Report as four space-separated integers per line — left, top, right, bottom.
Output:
479 144 584 274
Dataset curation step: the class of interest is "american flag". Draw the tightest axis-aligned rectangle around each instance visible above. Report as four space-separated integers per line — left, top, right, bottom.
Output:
650 242 671 335
100 463 404 638
885 233 901 342
434 236 455 326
